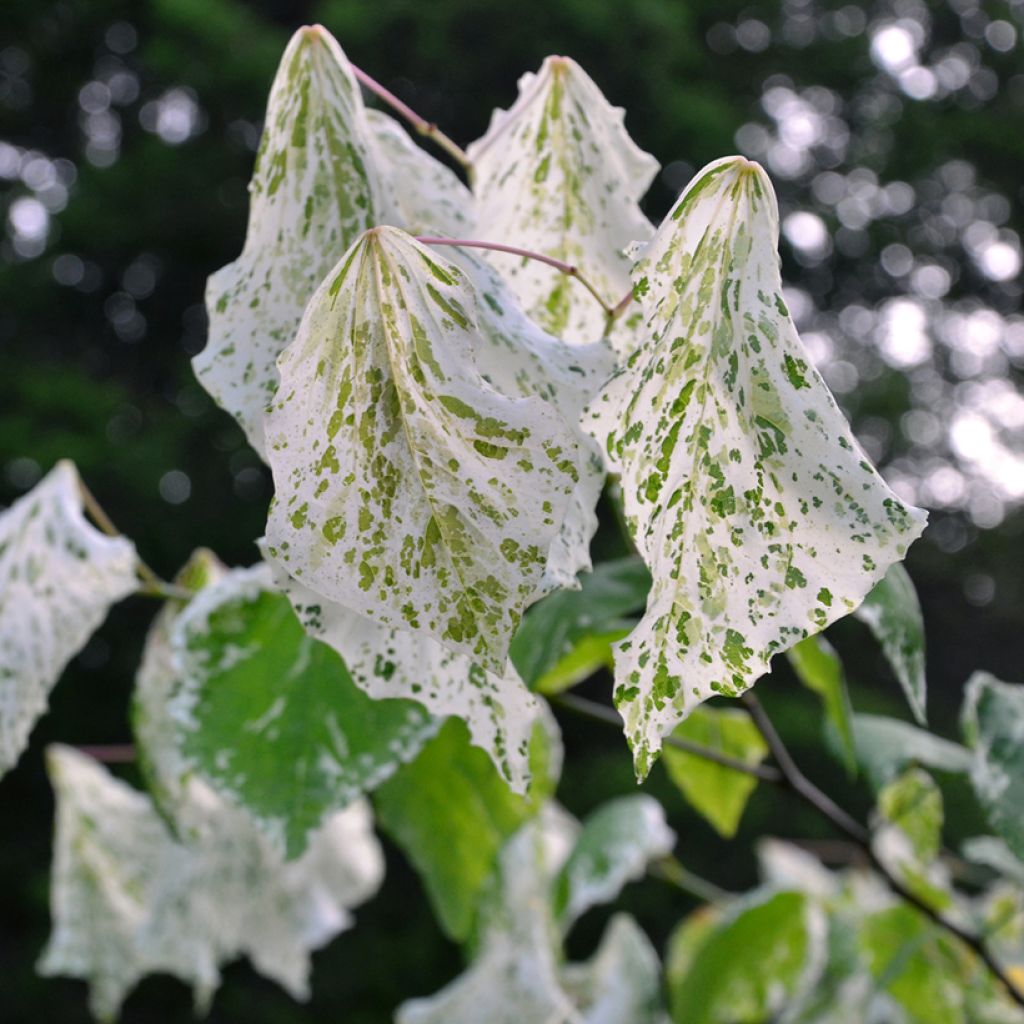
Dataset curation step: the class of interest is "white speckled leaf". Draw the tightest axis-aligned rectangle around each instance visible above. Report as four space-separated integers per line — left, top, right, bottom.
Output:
962 672 1024 861
441 245 616 590
551 795 675 931
39 745 383 1021
265 226 582 673
137 562 435 859
0 461 137 778
854 563 928 724
267 556 543 793
367 109 474 237
195 26 384 458
583 157 927 778
467 56 658 349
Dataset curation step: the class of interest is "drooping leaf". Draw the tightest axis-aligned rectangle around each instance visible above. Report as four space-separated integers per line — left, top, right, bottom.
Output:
787 634 857 776
160 563 436 858
38 745 384 1021
264 226 583 674
669 889 825 1024
551 794 675 931
267 557 545 794
509 555 651 693
373 712 561 942
962 672 1024 861
195 26 385 457
833 712 971 791
467 55 658 349
661 705 768 838
854 563 928 724
583 156 927 778
367 109 473 237
0 461 137 778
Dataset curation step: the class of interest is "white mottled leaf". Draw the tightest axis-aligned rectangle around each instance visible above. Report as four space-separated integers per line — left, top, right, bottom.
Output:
467 56 658 349
136 561 435 858
196 26 385 457
583 157 927 778
854 563 928 724
0 461 137 777
552 794 675 931
268 556 545 793
962 672 1024 862
367 109 473 237
265 226 582 673
39 745 383 1021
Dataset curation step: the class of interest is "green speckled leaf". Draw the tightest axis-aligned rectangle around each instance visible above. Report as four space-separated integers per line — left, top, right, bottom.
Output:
265 226 583 674
509 555 650 692
583 156 927 778
39 745 384 1021
788 634 857 776
467 56 658 349
373 713 560 941
165 564 435 858
962 672 1024 862
552 794 675 931
854 563 928 724
267 557 545 794
0 461 138 778
662 705 768 838
196 26 385 458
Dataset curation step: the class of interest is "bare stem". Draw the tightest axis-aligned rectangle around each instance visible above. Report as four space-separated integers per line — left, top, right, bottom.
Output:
652 854 733 904
351 64 472 172
740 691 1024 1009
552 693 781 783
76 744 136 764
415 236 616 319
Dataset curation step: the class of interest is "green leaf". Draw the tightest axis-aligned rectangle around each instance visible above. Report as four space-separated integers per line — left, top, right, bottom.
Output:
467 56 658 349
264 226 584 674
669 889 824 1024
509 555 651 692
787 634 857 776
196 26 385 457
854 563 928 724
267 551 547 794
962 836 1024 887
551 794 675 930
167 564 436 858
39 745 384 1021
962 672 1024 862
373 714 560 942
835 712 971 790
661 705 768 838
0 460 138 778
583 156 927 779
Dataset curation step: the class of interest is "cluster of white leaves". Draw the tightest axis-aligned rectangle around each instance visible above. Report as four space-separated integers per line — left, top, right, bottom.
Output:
0 461 137 778
397 798 673 1024
39 745 383 1021
583 157 927 777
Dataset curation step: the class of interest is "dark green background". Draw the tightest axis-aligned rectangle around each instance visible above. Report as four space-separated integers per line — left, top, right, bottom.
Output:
2 0 1022 1020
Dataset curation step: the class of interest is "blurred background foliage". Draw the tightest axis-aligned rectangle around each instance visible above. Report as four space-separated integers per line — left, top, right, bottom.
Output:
1 0 1022 1020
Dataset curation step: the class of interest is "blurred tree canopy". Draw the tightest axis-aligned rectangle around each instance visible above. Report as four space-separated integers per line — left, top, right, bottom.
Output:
1 0 1022 1020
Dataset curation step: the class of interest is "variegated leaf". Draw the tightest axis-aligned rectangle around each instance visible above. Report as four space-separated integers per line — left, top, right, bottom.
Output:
367 109 474 237
467 56 658 349
195 26 384 458
267 556 544 793
265 226 582 673
135 561 435 858
39 745 383 1021
0 461 138 778
584 157 927 778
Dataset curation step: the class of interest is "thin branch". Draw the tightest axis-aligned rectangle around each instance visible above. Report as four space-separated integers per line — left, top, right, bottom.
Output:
651 855 733 904
415 236 616 318
76 744 136 764
350 64 472 172
740 691 1024 1010
552 693 781 783
608 289 635 324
